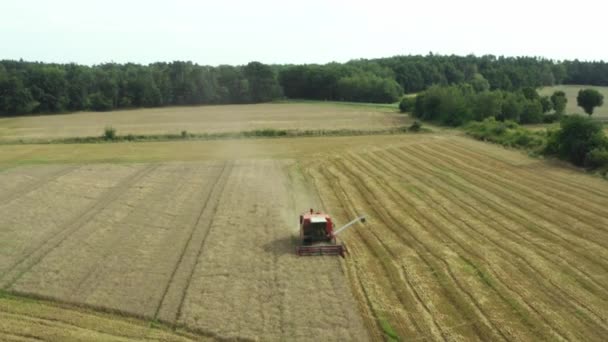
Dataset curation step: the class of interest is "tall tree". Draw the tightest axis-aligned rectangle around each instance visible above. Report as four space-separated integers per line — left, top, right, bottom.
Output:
550 90 568 115
577 88 604 116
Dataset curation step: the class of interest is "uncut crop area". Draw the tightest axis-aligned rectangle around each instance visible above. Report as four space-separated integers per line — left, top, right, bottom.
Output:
305 136 608 341
0 160 367 341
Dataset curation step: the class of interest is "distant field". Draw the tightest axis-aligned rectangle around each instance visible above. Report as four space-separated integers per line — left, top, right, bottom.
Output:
0 102 406 141
539 85 608 118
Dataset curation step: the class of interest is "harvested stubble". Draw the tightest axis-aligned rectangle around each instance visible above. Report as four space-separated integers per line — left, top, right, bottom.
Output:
304 136 608 341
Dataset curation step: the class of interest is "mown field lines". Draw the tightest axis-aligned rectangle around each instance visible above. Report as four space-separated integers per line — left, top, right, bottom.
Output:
305 138 608 341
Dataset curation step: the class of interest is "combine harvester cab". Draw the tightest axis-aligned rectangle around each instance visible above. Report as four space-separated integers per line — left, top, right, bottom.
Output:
296 209 366 257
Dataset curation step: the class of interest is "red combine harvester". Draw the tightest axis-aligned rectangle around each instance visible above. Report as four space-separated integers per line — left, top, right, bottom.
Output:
296 209 366 257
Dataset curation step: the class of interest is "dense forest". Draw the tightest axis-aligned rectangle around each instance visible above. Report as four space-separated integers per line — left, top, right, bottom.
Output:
1 55 608 116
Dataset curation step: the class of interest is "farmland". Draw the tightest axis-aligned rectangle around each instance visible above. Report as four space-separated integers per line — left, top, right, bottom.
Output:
0 102 406 142
307 136 608 341
0 159 367 340
0 294 204 341
1 129 608 340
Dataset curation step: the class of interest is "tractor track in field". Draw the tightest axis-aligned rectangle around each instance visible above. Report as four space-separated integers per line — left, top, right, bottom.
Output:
68 164 199 304
325 159 511 341
0 166 79 207
0 164 159 290
374 149 608 300
349 151 607 338
332 156 524 341
428 143 608 231
390 146 608 277
169 161 233 326
153 163 227 324
414 144 608 244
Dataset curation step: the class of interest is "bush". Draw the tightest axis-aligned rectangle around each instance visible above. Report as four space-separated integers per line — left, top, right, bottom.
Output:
551 91 567 115
472 91 503 121
585 148 608 168
540 96 553 113
414 85 472 126
399 97 415 113
103 126 116 140
519 100 543 124
543 113 561 123
491 122 507 135
499 93 525 122
248 128 288 137
577 88 604 116
409 121 422 132
544 115 607 166
465 118 545 150
181 130 188 138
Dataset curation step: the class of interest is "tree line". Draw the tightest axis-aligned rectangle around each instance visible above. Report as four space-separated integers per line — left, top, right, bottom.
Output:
0 60 281 115
2 54 608 116
406 81 604 127
405 83 572 126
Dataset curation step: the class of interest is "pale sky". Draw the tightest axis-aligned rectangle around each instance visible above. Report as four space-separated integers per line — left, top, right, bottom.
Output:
1 0 606 66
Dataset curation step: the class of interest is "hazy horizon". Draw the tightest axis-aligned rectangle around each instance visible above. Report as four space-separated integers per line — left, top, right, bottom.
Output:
2 0 607 66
